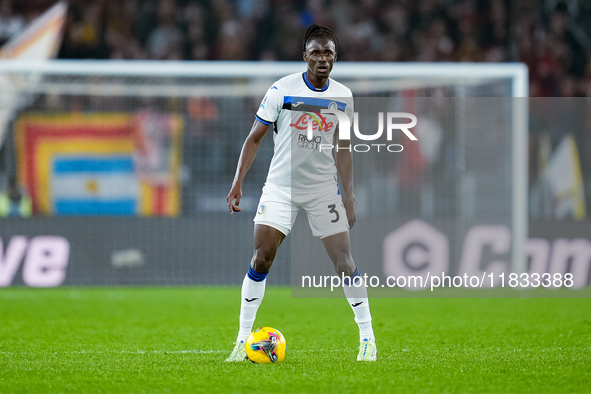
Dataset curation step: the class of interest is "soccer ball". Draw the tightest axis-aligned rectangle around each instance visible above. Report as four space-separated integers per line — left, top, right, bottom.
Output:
245 327 286 364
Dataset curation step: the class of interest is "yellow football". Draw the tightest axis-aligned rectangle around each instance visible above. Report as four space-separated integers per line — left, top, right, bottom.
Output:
245 327 286 364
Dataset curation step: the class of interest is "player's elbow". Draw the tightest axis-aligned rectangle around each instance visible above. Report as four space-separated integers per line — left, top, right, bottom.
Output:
336 149 352 162
246 134 262 147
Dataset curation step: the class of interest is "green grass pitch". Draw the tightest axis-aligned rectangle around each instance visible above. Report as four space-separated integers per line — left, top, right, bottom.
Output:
1 287 590 393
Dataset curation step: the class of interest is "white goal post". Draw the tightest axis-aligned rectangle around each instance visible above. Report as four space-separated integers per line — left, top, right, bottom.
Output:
0 60 528 277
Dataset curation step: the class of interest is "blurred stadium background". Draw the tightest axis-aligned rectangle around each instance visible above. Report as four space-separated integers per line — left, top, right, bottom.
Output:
0 0 590 288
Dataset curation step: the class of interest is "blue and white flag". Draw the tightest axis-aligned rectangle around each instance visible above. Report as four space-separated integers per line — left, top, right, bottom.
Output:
51 156 139 215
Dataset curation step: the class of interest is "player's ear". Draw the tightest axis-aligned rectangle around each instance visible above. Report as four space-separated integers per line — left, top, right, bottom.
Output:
334 53 337 62
303 51 308 61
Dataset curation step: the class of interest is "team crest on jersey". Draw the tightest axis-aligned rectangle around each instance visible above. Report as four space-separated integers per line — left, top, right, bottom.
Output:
328 101 338 110
258 204 266 215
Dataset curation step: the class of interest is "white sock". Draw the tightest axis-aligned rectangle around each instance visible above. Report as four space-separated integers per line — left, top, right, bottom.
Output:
236 273 266 342
344 275 374 342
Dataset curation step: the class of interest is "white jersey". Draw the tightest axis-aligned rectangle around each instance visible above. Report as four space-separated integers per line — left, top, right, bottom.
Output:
255 72 354 193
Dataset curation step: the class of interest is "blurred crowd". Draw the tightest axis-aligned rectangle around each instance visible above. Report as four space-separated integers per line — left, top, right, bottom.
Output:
0 0 590 96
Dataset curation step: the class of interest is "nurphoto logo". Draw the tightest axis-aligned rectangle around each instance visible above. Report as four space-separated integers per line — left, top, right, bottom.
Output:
307 109 418 153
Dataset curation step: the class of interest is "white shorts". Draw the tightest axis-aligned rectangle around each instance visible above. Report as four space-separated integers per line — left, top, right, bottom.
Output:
253 183 349 238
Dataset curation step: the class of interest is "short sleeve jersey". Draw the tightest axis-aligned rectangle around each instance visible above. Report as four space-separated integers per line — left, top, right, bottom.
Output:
255 72 354 194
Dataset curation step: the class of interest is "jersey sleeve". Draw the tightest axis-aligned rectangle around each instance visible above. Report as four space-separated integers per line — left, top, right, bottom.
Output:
255 83 282 126
345 92 354 126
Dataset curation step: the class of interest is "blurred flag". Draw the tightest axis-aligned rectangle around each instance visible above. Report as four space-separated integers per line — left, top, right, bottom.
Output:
396 89 427 190
0 1 67 146
0 1 67 60
16 113 182 216
51 156 139 216
542 134 586 220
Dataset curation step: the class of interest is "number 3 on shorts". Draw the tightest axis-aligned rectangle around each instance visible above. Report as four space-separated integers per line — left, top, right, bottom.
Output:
328 204 340 223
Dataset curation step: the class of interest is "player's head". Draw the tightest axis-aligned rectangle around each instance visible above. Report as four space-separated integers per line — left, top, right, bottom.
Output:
303 24 339 78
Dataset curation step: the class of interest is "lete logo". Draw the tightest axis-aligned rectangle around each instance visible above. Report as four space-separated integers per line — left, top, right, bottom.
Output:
290 112 334 132
0 236 70 287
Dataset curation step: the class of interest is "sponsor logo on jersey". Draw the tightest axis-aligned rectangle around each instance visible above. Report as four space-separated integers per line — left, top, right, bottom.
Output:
290 112 334 133
297 134 322 150
258 204 266 215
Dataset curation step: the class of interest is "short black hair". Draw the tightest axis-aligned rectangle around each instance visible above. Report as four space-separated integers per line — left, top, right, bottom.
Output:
302 24 340 53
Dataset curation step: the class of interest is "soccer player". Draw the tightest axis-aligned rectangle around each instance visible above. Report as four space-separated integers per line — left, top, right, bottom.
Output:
225 24 376 362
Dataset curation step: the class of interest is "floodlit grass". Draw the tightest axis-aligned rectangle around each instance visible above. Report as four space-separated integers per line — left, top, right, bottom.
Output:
1 287 590 393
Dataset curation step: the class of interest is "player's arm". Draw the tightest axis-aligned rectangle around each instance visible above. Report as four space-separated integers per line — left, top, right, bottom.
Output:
335 129 356 228
227 120 270 213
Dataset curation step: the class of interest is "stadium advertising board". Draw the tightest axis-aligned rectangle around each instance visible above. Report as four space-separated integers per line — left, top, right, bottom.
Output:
381 219 590 290
291 218 591 296
0 218 589 291
0 236 69 287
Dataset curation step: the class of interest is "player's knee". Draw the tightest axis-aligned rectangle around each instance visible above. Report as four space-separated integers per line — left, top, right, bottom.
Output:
332 251 355 276
251 248 275 273
336 263 356 277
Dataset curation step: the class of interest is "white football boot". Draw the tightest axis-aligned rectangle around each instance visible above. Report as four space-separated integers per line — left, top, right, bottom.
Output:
225 341 247 362
357 338 377 361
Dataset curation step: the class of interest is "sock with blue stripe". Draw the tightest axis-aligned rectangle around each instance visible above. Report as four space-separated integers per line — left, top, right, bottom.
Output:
236 265 268 342
343 268 375 342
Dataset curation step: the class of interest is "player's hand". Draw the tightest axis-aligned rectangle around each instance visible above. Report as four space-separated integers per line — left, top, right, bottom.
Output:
343 197 356 229
226 183 242 214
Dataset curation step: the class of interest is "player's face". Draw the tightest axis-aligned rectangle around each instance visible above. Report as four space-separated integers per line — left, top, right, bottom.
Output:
303 38 336 79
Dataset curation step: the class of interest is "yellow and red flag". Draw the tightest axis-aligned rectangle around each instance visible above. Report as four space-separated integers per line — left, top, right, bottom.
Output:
15 113 182 217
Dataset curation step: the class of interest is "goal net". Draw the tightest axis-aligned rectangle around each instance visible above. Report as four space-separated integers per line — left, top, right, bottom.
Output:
0 61 527 287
